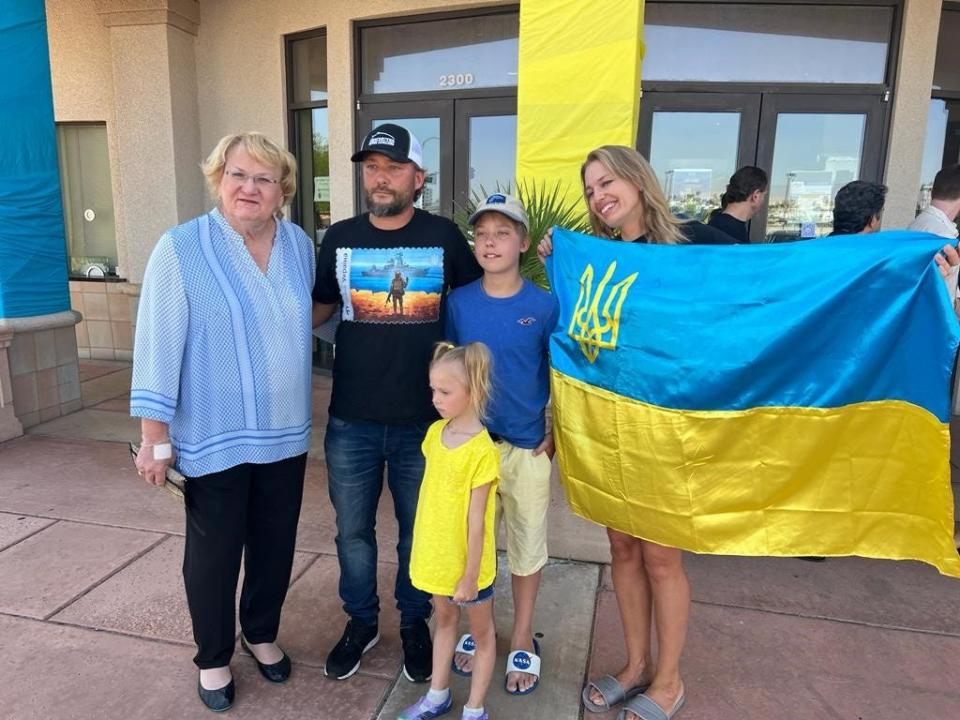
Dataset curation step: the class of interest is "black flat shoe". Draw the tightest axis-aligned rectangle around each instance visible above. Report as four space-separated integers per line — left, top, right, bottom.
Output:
197 677 234 713
241 636 291 683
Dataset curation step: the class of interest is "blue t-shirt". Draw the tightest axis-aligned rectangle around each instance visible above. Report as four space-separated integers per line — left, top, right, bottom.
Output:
446 278 559 449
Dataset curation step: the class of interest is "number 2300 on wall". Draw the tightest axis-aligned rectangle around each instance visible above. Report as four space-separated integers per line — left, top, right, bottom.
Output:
439 73 474 88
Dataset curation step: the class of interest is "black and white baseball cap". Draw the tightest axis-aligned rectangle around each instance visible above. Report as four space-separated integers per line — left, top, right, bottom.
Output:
351 123 424 168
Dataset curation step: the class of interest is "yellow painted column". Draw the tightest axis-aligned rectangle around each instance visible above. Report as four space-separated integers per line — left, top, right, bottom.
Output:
515 0 645 202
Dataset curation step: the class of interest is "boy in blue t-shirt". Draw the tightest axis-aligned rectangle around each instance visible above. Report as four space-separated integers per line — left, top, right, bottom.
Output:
445 193 559 696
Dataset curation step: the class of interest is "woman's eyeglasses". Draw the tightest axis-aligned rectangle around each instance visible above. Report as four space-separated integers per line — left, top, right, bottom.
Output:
224 169 280 188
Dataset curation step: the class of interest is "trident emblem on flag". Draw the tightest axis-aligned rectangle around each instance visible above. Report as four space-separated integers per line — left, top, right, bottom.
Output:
568 261 638 363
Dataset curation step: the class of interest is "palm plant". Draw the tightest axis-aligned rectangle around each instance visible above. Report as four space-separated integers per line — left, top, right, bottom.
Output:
454 179 591 290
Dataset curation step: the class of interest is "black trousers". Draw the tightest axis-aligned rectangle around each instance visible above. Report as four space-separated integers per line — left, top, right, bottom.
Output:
182 453 307 669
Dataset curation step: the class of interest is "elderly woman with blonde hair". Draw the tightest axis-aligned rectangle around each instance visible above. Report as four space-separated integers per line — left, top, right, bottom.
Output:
131 132 315 712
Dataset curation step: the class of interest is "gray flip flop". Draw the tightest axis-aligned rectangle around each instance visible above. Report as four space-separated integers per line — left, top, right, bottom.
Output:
617 691 686 720
581 675 649 713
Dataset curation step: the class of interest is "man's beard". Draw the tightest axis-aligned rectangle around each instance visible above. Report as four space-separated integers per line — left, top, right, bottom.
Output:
365 186 413 217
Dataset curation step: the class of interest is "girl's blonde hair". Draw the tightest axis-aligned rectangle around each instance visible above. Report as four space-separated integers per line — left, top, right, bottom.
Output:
430 341 493 423
201 132 298 216
580 145 688 245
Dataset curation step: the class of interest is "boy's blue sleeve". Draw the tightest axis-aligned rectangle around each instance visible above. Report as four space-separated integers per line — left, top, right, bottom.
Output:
543 294 560 354
445 292 460 343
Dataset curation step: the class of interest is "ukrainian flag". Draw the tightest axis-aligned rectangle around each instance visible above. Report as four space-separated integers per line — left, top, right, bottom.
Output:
546 228 960 576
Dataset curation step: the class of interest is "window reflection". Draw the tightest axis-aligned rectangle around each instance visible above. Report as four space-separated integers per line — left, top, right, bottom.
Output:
919 100 950 211
468 115 517 199
361 14 518 94
648 112 740 221
375 118 442 215
765 114 865 241
933 9 960 93
291 35 327 103
293 108 330 245
644 4 892 84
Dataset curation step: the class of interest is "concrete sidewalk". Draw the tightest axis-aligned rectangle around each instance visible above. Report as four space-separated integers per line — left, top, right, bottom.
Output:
0 363 959 719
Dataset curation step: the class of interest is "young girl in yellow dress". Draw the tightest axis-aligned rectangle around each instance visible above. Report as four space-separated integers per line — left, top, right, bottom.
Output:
400 342 500 720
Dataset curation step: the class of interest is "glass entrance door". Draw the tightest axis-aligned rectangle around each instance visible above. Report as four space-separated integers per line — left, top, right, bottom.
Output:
454 97 517 209
359 97 517 218
357 101 453 216
639 93 760 221
639 92 885 241
756 94 883 241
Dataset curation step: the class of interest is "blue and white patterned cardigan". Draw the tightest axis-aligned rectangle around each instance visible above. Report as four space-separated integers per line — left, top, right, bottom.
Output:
130 209 316 477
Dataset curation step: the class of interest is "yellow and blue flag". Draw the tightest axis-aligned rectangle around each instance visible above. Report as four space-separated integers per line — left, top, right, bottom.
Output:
546 228 960 576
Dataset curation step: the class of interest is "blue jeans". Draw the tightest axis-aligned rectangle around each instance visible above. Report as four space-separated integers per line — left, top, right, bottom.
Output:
324 414 433 627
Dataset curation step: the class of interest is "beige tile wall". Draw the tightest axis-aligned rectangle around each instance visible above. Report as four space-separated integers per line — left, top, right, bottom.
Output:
0 328 24 441
7 326 83 428
69 280 139 361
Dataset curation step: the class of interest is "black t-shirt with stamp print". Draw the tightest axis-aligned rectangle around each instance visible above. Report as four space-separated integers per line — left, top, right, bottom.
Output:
313 209 482 425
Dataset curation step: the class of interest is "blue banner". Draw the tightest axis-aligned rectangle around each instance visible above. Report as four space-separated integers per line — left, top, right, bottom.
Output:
0 0 69 319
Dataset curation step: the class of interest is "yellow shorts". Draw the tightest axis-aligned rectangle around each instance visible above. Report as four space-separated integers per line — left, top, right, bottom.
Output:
496 440 552 576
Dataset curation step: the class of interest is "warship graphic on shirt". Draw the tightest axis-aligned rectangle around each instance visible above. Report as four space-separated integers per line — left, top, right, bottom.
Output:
335 247 444 323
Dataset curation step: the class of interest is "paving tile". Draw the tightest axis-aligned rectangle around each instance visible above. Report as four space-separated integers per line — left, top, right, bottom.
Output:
80 365 131 406
78 360 130 383
586 589 960 720
278 553 403 677
684 553 960 634
0 436 183 533
54 535 317 644
0 614 392 720
0 436 393 553
294 457 339 554
26 407 138 442
296 456 401 557
0 511 56 551
90 394 130 412
0 520 162 618
376 557 599 720
810 675 960 719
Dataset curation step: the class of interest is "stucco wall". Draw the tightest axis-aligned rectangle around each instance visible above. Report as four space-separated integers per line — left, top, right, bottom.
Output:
883 0 943 228
47 0 114 122
108 23 184 282
195 0 513 223
168 23 204 222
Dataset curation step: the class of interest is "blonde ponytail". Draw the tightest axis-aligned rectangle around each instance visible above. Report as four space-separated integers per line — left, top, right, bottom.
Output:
431 341 493 422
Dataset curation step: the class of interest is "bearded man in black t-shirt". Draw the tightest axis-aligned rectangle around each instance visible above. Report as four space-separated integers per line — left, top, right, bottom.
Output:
312 124 481 684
